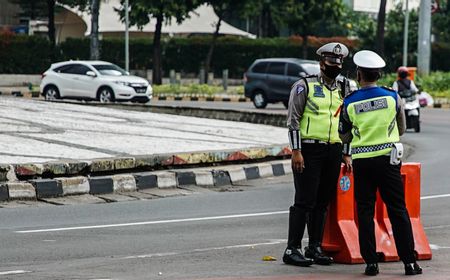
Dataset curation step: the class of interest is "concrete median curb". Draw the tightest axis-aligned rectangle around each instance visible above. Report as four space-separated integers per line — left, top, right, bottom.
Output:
0 159 292 201
3 145 291 181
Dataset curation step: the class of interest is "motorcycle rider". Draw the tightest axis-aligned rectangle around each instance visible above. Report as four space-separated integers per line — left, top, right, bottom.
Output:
392 66 419 98
392 66 421 132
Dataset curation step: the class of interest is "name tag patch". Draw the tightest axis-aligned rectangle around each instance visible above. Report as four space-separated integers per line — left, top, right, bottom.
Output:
313 85 325 98
354 98 388 114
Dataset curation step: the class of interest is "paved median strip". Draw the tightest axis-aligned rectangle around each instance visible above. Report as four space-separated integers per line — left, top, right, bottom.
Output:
0 160 291 202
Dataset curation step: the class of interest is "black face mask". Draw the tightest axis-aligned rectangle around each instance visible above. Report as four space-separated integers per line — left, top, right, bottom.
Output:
323 65 341 79
399 72 408 79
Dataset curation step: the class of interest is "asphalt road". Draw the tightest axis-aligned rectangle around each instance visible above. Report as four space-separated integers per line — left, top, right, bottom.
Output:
0 108 449 280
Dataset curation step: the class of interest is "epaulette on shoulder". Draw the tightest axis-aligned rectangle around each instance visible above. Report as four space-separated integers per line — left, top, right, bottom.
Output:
304 74 318 82
381 86 396 92
344 89 357 98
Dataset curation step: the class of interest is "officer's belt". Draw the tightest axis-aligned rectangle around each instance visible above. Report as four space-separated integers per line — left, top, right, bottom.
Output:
351 143 393 154
302 139 332 145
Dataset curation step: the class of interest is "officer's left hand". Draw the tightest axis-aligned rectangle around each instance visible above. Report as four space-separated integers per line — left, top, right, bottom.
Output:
343 155 353 174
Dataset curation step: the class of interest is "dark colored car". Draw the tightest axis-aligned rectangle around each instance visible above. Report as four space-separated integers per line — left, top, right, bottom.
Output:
244 58 320 109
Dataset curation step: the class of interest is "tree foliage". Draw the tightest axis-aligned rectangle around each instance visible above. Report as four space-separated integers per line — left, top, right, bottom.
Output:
117 0 199 84
268 0 346 58
432 0 450 42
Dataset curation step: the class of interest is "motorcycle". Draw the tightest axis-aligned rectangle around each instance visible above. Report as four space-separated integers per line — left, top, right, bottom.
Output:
402 92 421 133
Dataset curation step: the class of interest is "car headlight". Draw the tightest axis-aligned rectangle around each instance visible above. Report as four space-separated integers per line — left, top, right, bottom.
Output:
114 81 132 87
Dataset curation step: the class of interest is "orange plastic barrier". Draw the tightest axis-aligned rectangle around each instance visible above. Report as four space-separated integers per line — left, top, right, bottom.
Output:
322 162 432 264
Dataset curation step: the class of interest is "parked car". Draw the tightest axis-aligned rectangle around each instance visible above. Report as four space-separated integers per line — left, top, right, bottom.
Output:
244 58 320 109
40 60 152 103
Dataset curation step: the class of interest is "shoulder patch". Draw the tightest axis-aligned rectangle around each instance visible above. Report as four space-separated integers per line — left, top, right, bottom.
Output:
296 85 305 95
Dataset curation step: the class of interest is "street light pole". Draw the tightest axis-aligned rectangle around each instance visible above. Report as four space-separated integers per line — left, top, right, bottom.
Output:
125 0 129 72
417 0 431 75
402 0 409 66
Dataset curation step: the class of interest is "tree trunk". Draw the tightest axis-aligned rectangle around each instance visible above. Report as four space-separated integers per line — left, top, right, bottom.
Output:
204 14 222 83
376 0 387 56
90 0 100 60
152 13 163 85
47 0 55 47
301 34 308 59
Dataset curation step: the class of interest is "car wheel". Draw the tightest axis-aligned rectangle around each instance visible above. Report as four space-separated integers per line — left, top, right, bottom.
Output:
98 88 115 103
44 86 60 101
252 90 267 109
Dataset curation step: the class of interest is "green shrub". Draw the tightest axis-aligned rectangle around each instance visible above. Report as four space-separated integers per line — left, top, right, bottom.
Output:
379 71 450 98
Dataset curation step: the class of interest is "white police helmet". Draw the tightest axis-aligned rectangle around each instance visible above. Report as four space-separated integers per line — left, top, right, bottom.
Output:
353 50 386 69
316 42 349 64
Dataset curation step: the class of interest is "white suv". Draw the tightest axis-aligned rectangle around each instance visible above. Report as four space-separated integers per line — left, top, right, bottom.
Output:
40 60 152 103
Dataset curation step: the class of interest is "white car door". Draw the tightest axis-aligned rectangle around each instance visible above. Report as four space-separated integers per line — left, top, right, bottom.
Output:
68 64 97 98
54 64 78 97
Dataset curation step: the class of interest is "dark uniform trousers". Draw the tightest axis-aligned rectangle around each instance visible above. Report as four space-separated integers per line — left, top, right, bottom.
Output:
289 142 342 249
353 155 416 264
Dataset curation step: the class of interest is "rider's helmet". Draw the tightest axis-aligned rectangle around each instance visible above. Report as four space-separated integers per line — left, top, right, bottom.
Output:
397 66 409 79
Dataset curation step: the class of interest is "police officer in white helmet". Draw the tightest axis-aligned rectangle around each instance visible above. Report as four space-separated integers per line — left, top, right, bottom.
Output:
284 42 351 267
339 50 422 276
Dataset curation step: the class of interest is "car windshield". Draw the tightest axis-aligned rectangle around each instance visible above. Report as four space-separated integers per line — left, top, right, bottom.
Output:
93 64 128 76
302 63 320 75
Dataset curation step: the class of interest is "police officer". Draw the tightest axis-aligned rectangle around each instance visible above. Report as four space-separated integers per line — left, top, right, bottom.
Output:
338 50 422 276
284 42 350 267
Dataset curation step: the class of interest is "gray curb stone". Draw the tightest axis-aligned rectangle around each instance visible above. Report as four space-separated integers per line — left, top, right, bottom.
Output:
212 170 232 186
176 171 196 186
272 163 285 176
7 182 36 200
222 166 247 184
112 174 137 192
2 160 292 201
257 163 274 178
30 179 62 198
134 172 158 189
89 176 114 194
0 184 9 201
155 172 177 189
56 176 90 196
244 166 260 180
193 170 214 186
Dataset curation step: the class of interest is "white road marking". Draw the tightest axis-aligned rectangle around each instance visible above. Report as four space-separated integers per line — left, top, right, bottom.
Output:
122 240 286 260
430 244 450 250
424 224 450 230
0 270 31 276
14 193 450 234
16 211 288 233
420 193 450 200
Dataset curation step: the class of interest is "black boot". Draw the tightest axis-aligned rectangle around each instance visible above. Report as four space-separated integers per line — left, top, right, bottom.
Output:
304 245 333 265
365 263 379 276
283 206 312 267
306 209 332 265
405 262 422 275
283 247 313 267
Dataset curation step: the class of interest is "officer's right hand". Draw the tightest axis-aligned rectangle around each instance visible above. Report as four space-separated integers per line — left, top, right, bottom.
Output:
292 149 305 173
343 155 353 174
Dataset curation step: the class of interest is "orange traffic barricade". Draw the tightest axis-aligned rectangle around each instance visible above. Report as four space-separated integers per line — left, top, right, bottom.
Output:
322 162 432 263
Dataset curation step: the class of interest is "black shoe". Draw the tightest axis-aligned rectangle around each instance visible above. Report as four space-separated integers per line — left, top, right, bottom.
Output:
405 263 423 275
365 263 379 276
304 246 333 265
283 247 313 267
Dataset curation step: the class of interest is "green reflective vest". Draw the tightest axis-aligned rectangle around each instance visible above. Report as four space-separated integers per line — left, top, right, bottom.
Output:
345 87 400 159
299 81 343 144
